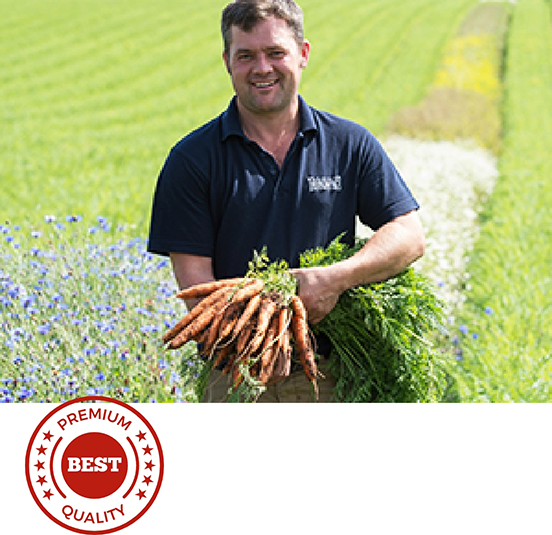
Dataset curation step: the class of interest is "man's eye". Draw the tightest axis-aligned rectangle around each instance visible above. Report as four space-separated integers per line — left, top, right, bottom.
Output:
270 51 284 59
237 53 251 61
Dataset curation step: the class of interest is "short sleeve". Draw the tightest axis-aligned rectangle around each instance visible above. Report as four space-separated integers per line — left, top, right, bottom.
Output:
356 134 419 230
147 146 214 257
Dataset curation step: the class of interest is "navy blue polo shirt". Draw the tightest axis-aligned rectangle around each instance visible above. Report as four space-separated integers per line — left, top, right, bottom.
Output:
148 96 418 279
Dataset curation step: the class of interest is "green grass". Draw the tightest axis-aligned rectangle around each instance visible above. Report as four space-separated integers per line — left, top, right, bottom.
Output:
7 0 550 403
1 0 475 231
447 0 552 402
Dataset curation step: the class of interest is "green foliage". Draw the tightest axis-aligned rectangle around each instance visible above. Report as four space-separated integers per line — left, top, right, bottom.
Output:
446 0 552 402
245 248 297 305
300 237 447 402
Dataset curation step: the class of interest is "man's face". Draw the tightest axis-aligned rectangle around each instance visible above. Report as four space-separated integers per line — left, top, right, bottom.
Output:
223 16 310 117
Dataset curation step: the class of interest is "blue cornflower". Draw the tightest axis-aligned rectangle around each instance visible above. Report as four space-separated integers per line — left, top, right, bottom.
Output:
54 222 65 231
485 307 494 315
21 295 35 309
95 321 114 333
18 387 34 400
44 215 56 223
66 215 82 223
459 325 469 335
472 333 479 340
37 324 51 335
31 231 42 238
95 372 105 381
170 371 181 383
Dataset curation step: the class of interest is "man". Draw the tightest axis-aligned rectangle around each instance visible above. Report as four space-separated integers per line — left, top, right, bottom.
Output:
148 0 425 402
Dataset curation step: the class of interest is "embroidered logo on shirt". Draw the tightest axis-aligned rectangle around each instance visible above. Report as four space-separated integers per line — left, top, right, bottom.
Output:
306 175 342 192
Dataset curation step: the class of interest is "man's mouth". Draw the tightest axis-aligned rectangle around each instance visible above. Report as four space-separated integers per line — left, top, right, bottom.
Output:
252 80 278 88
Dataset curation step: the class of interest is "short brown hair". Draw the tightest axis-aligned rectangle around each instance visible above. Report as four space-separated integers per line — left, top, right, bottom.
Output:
221 0 304 54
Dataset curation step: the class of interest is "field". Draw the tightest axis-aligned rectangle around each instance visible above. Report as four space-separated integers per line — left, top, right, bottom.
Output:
447 0 552 401
1 0 551 402
1 0 473 228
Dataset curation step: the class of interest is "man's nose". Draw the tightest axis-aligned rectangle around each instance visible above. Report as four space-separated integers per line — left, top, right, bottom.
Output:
252 53 272 74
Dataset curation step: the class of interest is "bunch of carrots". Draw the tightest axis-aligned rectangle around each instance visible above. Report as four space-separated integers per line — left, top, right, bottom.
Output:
162 277 320 399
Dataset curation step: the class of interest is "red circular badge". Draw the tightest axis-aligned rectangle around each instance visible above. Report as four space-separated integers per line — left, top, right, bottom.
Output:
25 396 164 534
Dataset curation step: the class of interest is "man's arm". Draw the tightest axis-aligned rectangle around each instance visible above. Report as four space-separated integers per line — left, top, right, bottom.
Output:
291 210 425 324
169 253 215 309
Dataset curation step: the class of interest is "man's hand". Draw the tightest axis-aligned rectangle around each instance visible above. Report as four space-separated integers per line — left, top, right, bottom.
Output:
291 211 425 324
291 265 343 325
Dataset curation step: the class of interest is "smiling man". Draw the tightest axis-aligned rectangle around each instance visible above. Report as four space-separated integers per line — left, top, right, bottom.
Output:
148 0 425 402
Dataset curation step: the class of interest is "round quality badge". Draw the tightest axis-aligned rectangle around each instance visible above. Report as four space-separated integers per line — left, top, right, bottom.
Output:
25 396 164 534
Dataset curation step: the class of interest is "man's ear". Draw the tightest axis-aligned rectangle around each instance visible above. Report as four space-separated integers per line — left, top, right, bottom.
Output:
223 51 232 75
300 39 311 69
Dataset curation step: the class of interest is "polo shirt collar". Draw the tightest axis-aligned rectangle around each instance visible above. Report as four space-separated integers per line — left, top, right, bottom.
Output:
220 95 318 141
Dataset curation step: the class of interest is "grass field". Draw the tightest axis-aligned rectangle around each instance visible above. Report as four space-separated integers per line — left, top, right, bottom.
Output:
447 0 552 402
2 0 551 403
1 0 474 230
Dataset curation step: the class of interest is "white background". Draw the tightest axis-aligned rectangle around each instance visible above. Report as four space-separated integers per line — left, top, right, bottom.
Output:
2 403 551 535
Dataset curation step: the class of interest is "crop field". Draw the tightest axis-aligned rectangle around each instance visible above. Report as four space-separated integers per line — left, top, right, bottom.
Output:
1 0 473 228
1 0 551 402
447 0 552 401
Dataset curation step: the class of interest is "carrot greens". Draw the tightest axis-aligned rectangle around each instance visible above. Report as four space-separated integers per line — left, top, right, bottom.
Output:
300 236 447 402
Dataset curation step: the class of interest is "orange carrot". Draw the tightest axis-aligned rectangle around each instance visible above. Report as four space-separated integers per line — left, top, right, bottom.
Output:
247 296 278 356
270 309 292 380
203 302 230 355
231 362 243 389
272 343 292 378
217 301 244 341
212 340 235 370
175 277 243 300
162 286 232 344
258 313 280 384
227 278 264 305
236 313 256 356
290 295 319 398
232 292 262 339
167 287 233 349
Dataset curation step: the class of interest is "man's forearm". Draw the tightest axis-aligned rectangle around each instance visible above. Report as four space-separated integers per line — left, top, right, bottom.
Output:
334 210 425 291
292 210 425 323
170 253 215 309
